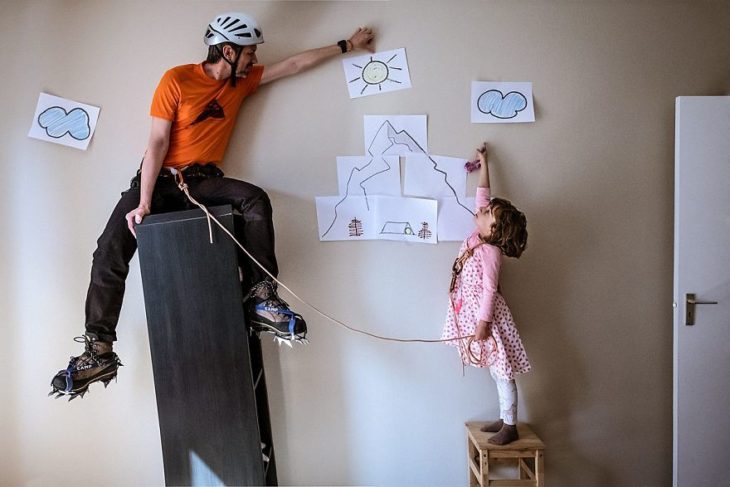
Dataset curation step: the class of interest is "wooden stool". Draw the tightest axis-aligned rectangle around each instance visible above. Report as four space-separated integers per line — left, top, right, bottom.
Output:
466 422 545 487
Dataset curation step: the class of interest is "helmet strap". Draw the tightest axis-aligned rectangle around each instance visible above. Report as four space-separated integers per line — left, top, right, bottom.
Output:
214 44 241 88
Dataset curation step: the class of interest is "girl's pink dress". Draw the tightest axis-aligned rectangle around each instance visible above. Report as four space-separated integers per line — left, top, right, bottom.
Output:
441 187 531 380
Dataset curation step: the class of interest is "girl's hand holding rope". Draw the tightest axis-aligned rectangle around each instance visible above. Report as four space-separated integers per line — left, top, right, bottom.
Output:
475 320 491 341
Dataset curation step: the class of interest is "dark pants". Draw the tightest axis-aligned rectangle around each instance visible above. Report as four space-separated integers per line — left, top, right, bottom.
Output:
85 165 278 342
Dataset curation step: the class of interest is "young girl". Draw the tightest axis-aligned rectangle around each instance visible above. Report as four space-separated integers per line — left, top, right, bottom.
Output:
441 143 530 445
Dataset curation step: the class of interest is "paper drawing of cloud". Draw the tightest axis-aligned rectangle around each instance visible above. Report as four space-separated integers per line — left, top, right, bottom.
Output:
37 106 91 140
477 90 528 119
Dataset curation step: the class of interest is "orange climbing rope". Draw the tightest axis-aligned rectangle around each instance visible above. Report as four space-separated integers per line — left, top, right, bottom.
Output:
174 171 484 354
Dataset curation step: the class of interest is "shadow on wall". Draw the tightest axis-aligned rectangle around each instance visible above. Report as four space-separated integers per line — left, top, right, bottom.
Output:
477 129 616 484
262 290 358 483
1 250 20 479
261 191 357 483
515 196 614 486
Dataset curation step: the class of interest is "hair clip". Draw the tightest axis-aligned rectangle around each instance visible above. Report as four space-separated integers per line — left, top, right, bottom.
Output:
465 159 481 173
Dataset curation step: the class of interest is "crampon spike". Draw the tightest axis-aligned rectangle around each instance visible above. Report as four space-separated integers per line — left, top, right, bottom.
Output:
272 334 307 347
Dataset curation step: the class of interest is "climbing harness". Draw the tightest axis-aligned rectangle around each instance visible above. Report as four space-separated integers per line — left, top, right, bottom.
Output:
449 242 499 368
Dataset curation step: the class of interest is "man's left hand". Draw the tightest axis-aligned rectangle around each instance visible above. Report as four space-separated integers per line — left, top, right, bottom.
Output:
349 27 375 53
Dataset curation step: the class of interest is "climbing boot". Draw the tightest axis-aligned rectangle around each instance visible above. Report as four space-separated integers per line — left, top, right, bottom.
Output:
49 336 123 400
245 280 307 344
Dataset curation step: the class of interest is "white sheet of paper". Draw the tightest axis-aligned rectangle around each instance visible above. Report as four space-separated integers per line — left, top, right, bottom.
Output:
317 195 437 244
336 155 401 197
438 197 476 242
404 154 467 199
471 81 535 123
375 196 438 244
364 115 428 156
28 93 100 150
343 48 412 99
316 196 378 241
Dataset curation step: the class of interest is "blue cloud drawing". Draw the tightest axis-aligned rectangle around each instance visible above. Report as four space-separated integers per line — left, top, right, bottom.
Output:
37 106 91 140
477 90 528 119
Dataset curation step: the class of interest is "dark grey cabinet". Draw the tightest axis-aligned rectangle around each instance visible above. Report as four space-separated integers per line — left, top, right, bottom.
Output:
137 206 276 486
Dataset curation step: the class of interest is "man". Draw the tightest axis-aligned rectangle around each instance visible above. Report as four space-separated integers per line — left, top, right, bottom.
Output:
50 12 375 398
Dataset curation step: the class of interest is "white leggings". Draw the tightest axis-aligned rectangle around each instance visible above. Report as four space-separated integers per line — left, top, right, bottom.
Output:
490 368 518 425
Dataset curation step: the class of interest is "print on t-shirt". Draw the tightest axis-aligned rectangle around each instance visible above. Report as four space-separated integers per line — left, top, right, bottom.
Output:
191 99 225 126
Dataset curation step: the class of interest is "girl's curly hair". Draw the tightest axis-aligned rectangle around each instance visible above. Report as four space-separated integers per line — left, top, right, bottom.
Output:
480 197 528 258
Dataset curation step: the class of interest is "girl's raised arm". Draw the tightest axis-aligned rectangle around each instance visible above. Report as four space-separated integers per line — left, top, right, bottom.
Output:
477 143 490 189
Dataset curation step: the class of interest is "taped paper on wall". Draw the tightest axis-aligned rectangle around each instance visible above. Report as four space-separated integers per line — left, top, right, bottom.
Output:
376 196 437 244
343 48 412 99
336 155 401 197
438 197 476 242
316 195 437 244
28 93 101 150
364 115 427 155
316 114 479 243
471 81 535 124
403 154 467 199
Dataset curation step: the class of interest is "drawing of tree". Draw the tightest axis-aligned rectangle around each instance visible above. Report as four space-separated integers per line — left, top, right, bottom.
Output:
348 218 364 237
418 222 432 240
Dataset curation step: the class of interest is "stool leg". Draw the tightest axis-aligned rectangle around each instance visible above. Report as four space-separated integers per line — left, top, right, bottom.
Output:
467 434 478 487
536 450 544 487
482 451 489 486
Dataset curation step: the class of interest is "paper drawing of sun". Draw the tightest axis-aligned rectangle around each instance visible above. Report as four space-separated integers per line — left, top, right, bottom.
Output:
343 48 412 99
355 56 398 93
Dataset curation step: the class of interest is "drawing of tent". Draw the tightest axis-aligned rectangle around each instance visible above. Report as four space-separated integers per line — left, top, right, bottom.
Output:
380 221 414 235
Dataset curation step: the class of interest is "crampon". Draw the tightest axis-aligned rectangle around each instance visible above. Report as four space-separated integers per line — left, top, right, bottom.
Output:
49 336 123 400
246 280 308 346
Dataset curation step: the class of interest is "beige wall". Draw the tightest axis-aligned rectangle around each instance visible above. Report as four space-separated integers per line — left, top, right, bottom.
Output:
1 1 729 485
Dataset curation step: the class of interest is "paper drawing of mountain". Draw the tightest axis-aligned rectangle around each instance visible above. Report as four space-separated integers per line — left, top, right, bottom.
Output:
367 119 426 156
341 155 397 200
321 119 425 238
317 115 471 242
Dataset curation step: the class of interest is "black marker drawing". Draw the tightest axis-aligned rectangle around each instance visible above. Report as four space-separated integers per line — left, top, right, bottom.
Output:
380 221 414 236
29 93 101 151
349 53 403 95
348 218 364 237
320 119 472 238
344 48 411 99
417 222 432 240
477 90 528 119
37 106 91 140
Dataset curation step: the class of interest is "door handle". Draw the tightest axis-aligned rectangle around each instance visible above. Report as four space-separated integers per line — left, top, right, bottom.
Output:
685 293 719 326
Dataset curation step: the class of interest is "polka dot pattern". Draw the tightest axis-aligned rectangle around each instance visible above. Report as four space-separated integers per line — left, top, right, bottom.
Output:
441 233 531 380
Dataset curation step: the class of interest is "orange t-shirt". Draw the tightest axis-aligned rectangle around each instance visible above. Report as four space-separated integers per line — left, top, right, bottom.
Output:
150 63 264 168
